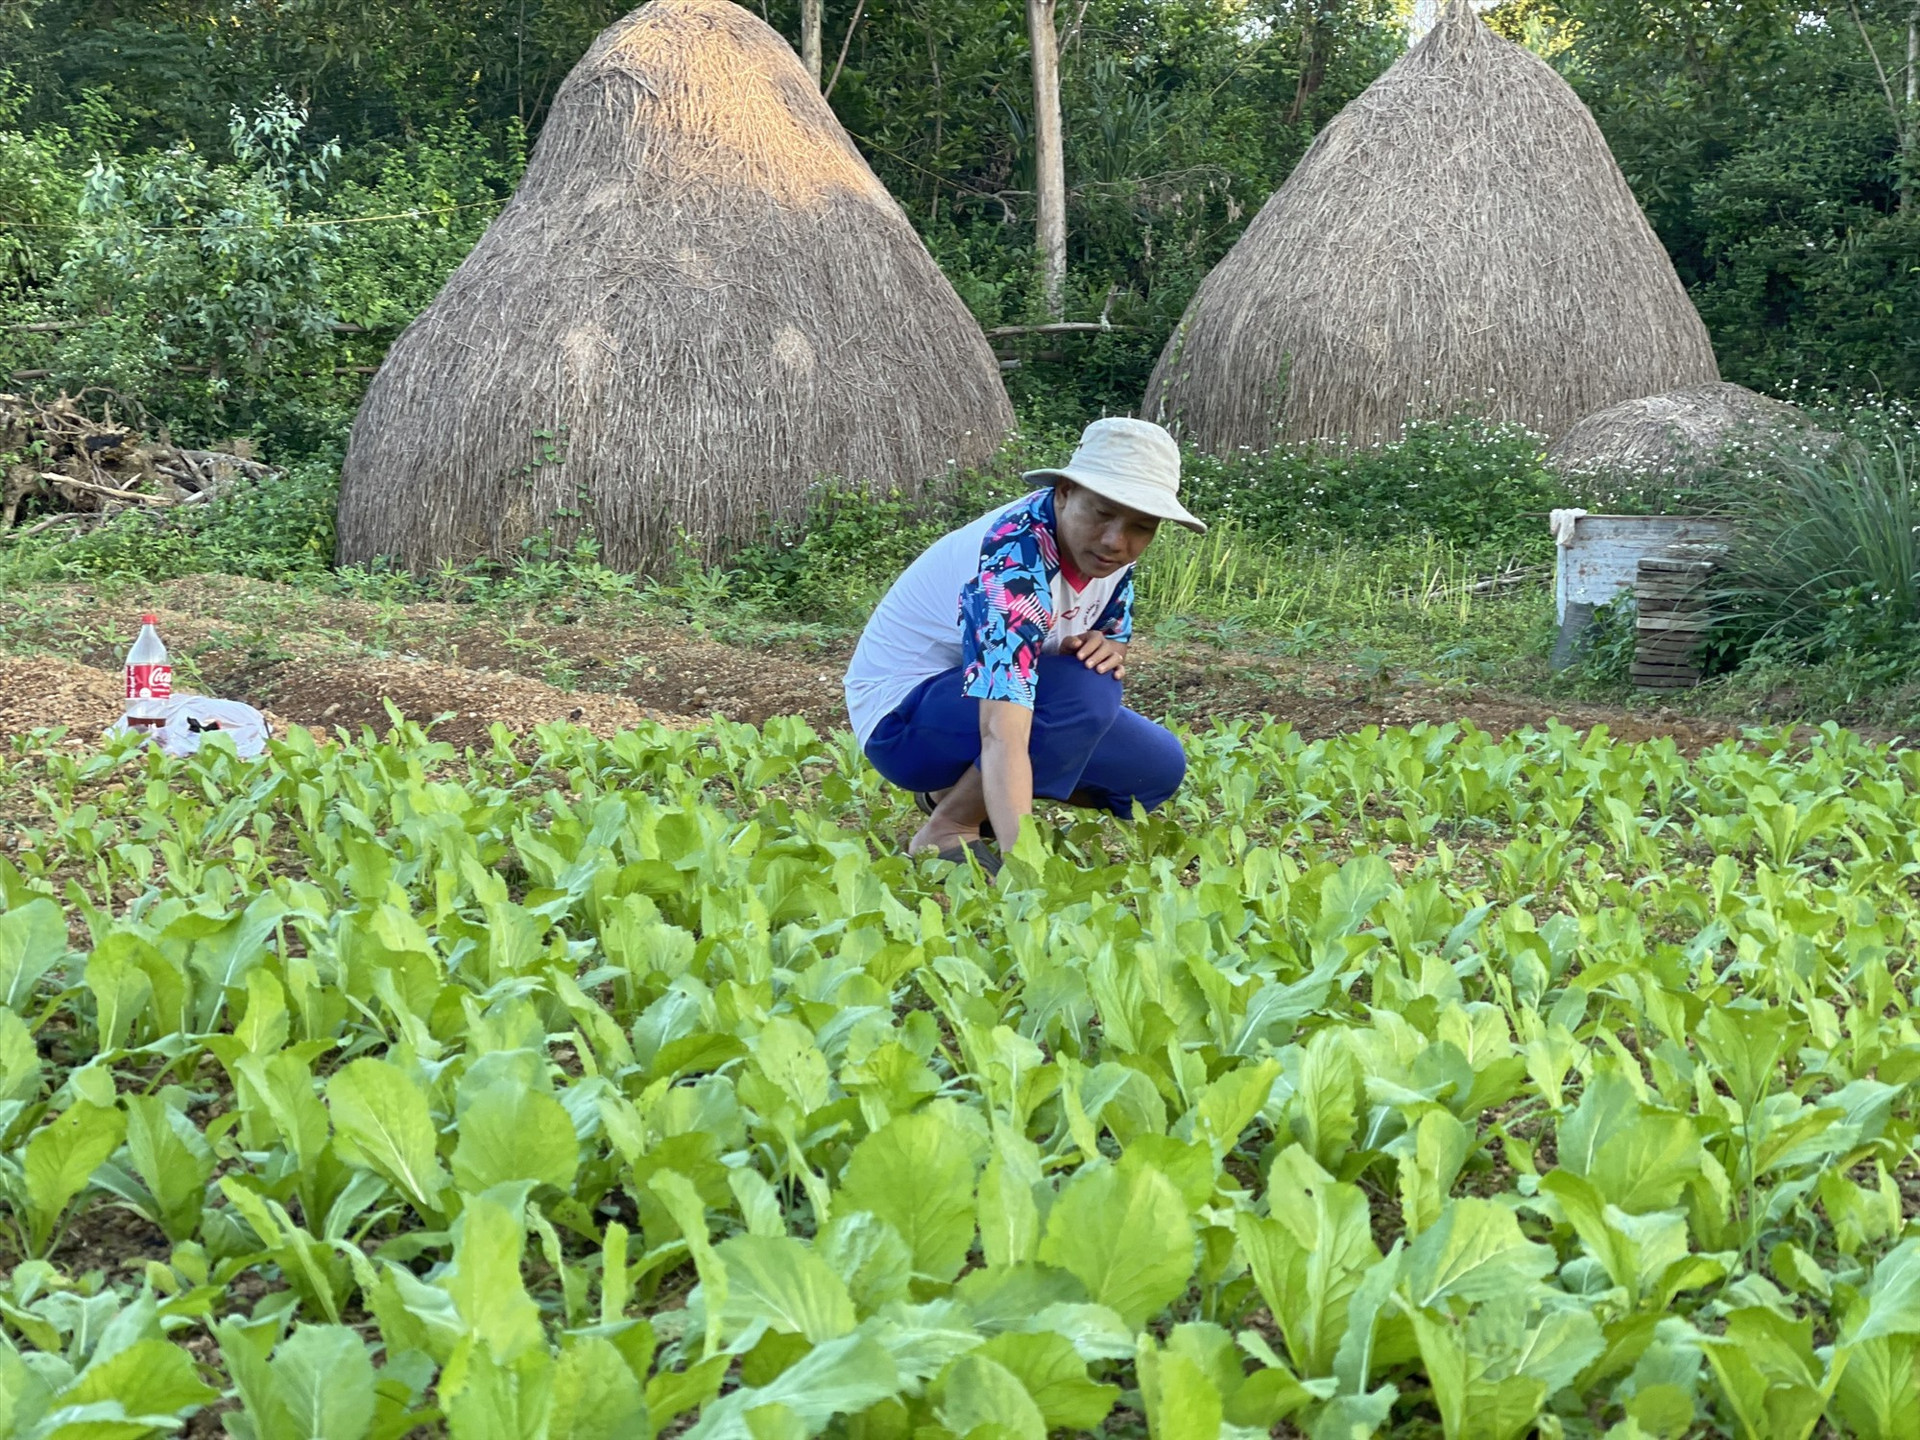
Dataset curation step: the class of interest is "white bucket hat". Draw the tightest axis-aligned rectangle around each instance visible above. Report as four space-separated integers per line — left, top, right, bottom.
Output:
1023 417 1206 535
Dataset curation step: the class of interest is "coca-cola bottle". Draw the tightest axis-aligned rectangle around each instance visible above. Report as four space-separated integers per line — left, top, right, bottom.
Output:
124 614 172 730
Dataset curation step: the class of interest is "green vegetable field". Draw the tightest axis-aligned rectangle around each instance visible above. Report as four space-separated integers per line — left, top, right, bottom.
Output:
2 712 1918 1439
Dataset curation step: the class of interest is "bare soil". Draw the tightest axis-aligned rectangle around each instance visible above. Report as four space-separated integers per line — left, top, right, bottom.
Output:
0 574 1765 753
248 656 687 750
0 652 130 742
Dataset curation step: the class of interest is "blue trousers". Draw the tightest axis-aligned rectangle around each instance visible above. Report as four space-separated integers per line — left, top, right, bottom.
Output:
863 657 1187 817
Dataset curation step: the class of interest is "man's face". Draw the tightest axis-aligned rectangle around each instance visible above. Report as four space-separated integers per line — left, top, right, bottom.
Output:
1053 479 1160 580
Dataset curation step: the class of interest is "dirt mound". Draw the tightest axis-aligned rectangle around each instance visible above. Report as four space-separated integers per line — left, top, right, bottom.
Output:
21 578 848 735
1124 652 1749 751
0 576 1795 762
0 649 689 753
0 654 129 741
0 654 308 746
446 622 847 730
247 656 689 749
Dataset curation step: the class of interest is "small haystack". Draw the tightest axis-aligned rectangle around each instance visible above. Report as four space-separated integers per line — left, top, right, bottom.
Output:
336 0 1012 574
1143 0 1719 453
1548 382 1817 477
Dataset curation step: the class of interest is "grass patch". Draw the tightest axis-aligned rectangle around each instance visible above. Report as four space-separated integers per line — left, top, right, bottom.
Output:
16 403 1920 731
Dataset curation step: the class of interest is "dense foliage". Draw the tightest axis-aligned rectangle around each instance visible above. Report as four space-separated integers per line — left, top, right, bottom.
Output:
4 0 1917 454
1561 0 1920 399
1702 419 1920 677
720 416 1562 623
6 711 1920 1436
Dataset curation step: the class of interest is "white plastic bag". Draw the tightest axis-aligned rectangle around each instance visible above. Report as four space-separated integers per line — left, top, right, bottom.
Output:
105 694 271 759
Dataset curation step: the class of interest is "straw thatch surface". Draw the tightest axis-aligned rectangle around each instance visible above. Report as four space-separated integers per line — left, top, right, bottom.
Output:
1548 382 1817 476
335 0 1012 575
1142 0 1718 453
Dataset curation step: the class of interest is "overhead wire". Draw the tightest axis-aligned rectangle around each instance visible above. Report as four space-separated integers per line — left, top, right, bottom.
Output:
0 199 501 233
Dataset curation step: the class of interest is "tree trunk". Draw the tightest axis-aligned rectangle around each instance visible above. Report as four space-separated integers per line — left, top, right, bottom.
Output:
1028 0 1067 318
801 0 823 86
1906 4 1917 210
1287 0 1337 124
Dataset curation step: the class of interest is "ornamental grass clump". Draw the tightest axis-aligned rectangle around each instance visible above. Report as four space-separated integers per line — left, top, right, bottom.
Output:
1705 422 1920 668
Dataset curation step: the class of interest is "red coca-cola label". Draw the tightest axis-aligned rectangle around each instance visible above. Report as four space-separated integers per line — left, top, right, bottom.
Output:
126 663 173 700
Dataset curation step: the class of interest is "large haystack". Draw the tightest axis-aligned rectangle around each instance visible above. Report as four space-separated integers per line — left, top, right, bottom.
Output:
1143 0 1718 453
1548 382 1816 476
336 0 1012 574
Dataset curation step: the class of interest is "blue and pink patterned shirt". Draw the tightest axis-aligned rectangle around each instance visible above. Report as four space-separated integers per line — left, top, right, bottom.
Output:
844 488 1134 747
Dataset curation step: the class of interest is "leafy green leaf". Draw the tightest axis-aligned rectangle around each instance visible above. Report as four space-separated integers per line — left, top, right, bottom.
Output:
440 1339 552 1440
1408 1303 1548 1440
449 1083 578 1194
1403 1199 1554 1310
977 1130 1044 1269
1850 1238 1920 1345
683 1330 900 1439
1833 1335 1920 1440
445 1192 543 1365
0 1006 42 1108
1238 1147 1378 1376
1555 1067 1703 1213
83 944 152 1054
1540 1170 1687 1308
66 1336 220 1417
551 1335 649 1440
270 1325 378 1440
1388 1106 1469 1237
837 1109 977 1285
0 898 65 1014
937 1352 1046 1440
22 1100 125 1254
1136 1334 1224 1440
1191 1059 1280 1155
817 1210 914 1313
1313 856 1396 943
326 1058 448 1217
123 1095 213 1244
717 1235 857 1343
1704 1307 1839 1440
976 1330 1118 1430
1038 1160 1195 1330
1286 1028 1360 1171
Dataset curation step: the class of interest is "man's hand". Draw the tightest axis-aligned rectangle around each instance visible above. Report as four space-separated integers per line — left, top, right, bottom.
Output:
978 699 1035 854
1063 631 1128 678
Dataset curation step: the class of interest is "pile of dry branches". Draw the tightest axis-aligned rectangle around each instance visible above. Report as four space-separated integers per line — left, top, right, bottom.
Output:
1 391 280 541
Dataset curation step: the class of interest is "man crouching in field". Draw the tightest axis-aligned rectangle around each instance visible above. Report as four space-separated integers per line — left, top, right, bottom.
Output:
843 417 1205 872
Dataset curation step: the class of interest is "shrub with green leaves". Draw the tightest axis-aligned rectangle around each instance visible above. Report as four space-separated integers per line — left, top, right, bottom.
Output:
49 98 342 437
3 706 1920 1436
1173 415 1563 559
7 457 340 584
1705 422 1920 672
1569 592 1638 688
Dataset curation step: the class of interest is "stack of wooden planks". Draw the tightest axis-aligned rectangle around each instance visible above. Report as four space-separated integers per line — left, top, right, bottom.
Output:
1632 550 1719 689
